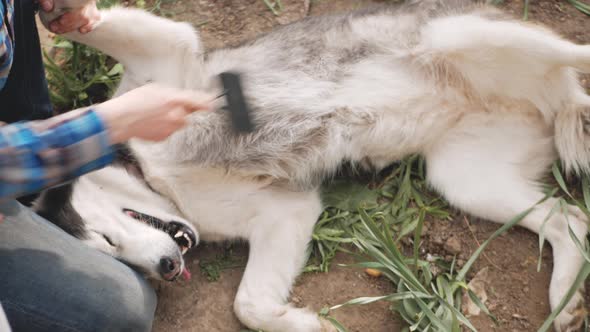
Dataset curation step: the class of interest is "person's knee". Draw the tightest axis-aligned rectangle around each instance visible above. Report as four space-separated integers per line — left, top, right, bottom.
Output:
90 276 157 332
0 200 158 332
117 289 157 332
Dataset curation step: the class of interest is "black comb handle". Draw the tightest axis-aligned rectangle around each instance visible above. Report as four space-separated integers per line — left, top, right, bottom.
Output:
219 72 253 133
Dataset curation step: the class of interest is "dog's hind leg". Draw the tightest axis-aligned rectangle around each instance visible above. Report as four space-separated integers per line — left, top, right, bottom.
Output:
233 188 329 332
425 113 588 332
420 14 590 175
418 14 590 119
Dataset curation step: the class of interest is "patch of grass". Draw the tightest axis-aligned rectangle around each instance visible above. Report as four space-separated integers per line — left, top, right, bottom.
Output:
43 0 180 112
142 0 179 17
44 40 122 111
199 245 246 282
44 0 122 111
312 158 590 331
307 156 449 273
309 157 489 330
566 0 590 16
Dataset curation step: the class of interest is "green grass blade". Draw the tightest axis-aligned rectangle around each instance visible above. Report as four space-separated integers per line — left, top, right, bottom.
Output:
567 223 590 264
567 0 590 15
457 205 536 281
538 200 560 271
467 289 498 324
432 293 478 331
583 176 590 211
324 316 349 332
330 292 432 310
412 210 426 274
262 0 281 15
552 163 573 198
412 293 457 332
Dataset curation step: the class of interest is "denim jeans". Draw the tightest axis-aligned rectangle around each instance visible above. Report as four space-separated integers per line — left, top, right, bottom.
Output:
0 201 157 332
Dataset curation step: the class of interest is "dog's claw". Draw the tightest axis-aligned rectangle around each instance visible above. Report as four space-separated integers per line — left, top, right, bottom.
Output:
555 290 587 332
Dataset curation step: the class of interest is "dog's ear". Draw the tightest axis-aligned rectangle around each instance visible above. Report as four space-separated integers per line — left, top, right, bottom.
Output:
33 182 88 239
113 144 145 179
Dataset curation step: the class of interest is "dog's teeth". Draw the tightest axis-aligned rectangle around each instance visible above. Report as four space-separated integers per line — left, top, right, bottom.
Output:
184 233 193 247
174 231 183 238
183 234 193 247
181 247 188 255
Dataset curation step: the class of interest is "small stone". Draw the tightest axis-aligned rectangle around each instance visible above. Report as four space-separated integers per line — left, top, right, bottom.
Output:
444 236 462 255
462 267 490 317
512 313 527 321
432 235 444 245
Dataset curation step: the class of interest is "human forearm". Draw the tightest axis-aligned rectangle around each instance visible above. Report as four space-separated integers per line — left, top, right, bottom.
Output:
0 109 113 199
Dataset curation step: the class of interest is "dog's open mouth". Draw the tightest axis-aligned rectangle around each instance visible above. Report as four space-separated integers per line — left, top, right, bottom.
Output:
122 208 197 255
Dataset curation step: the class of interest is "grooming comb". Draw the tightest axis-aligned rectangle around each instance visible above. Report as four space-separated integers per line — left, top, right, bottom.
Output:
217 72 254 133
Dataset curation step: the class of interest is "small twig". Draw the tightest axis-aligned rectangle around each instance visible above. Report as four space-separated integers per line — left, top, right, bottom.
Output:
263 0 282 16
463 216 503 271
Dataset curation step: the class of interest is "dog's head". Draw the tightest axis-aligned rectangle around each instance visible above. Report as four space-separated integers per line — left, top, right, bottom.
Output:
34 146 198 281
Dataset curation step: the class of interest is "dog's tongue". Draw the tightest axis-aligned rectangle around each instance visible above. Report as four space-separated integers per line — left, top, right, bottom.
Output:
181 267 191 281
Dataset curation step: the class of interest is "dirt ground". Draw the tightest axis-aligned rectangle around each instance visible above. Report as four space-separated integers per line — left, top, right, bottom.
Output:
131 0 590 331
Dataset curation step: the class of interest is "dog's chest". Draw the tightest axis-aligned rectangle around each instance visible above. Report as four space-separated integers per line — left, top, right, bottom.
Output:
143 165 270 240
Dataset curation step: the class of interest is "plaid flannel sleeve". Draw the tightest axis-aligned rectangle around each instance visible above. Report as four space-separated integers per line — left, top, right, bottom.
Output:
0 109 114 199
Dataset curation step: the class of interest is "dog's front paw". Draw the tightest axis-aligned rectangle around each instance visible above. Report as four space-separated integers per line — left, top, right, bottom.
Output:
279 307 323 332
554 290 587 332
235 300 323 332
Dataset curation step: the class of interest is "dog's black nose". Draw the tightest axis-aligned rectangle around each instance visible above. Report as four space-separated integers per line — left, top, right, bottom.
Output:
159 257 180 281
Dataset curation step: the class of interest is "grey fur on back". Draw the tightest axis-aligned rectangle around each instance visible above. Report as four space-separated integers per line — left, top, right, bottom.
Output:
142 0 505 188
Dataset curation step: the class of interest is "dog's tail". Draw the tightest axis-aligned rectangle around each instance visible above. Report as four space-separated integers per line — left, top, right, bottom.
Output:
555 94 590 175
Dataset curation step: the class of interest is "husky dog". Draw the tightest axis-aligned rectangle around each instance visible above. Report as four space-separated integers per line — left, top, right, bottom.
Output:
37 0 590 331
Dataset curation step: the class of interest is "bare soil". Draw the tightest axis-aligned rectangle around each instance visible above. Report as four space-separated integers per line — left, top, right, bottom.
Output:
136 0 590 331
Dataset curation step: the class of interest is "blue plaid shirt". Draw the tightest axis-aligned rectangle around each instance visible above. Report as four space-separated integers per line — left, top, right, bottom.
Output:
0 110 114 199
0 0 115 199
0 0 14 91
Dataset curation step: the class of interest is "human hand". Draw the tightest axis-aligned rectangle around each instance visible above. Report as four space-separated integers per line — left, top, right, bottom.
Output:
95 84 212 143
39 0 100 34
